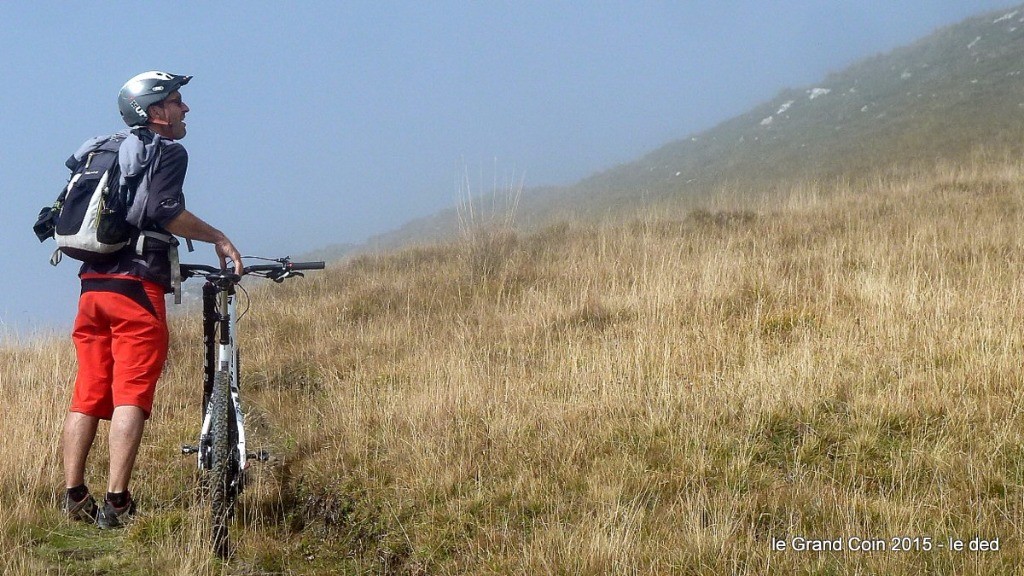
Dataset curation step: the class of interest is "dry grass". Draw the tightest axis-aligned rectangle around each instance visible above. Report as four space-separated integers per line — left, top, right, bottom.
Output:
5 158 1024 574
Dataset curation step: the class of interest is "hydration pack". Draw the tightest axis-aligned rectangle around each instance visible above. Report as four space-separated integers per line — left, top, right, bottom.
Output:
34 133 137 265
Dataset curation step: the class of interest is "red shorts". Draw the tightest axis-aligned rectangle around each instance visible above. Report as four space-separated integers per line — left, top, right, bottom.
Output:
71 274 169 420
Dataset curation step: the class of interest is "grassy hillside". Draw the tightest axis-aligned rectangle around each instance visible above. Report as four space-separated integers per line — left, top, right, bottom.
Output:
5 154 1024 574
368 4 1024 251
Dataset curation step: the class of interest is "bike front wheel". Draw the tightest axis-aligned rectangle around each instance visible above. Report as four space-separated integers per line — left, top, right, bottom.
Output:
208 369 237 558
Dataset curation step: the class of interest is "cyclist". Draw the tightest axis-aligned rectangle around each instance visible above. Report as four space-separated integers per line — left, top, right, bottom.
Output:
62 71 244 529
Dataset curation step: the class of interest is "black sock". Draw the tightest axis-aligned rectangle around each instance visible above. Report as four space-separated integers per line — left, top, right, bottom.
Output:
106 490 130 508
67 484 89 502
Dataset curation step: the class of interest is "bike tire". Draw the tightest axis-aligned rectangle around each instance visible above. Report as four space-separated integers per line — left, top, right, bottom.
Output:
209 369 236 558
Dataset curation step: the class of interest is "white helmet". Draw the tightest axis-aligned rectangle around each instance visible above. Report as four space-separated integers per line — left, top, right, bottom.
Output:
117 71 192 127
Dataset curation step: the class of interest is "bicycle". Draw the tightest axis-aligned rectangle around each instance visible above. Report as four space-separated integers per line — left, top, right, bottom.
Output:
178 256 324 558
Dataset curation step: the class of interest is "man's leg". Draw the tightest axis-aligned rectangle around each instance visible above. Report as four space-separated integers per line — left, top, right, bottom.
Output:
63 411 99 489
105 279 168 494
100 277 167 520
107 405 146 493
68 288 114 489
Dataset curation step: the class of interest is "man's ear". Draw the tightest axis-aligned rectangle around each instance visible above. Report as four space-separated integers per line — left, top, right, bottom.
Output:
147 103 168 126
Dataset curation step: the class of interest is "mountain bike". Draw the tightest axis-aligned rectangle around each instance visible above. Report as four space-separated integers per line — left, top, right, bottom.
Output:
179 256 324 558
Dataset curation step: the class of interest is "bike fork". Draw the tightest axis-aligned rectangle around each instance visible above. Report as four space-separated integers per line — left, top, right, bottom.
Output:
181 281 270 466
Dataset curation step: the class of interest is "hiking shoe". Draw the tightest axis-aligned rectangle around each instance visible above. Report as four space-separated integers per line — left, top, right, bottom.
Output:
63 492 98 523
96 497 136 530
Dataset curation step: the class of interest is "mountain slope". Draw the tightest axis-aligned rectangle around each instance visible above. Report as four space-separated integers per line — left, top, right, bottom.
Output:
365 4 1024 250
587 4 1024 195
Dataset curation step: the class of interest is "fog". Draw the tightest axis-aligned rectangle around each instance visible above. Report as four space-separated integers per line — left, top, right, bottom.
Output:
0 1 1014 336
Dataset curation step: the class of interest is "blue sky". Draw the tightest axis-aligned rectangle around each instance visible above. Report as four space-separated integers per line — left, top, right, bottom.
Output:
1 1 1016 336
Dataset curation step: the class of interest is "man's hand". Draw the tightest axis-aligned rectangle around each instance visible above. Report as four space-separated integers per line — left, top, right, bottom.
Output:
216 237 243 276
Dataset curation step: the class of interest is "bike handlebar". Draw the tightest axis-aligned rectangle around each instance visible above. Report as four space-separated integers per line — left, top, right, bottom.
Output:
180 258 325 282
244 261 326 273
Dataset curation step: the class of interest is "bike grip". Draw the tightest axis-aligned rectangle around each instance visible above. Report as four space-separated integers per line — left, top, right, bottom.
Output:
289 261 326 270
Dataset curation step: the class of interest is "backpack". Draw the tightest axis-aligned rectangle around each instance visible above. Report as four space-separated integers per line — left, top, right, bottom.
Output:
34 133 136 265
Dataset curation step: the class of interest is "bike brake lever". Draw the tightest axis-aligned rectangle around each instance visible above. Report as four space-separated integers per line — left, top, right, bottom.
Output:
271 271 304 283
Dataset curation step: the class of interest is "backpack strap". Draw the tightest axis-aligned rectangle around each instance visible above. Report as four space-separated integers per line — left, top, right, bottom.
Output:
134 230 184 304
134 230 174 249
170 238 182 305
120 129 164 230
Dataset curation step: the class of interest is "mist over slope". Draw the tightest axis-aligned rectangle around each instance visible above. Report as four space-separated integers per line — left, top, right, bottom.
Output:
363 4 1024 250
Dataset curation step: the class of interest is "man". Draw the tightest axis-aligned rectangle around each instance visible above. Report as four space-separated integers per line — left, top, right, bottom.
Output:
62 71 243 529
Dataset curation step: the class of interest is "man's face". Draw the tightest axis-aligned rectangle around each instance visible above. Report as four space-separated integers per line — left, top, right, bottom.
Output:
149 91 189 139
